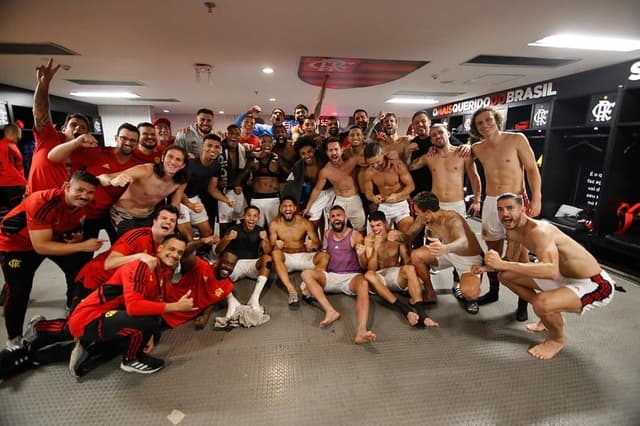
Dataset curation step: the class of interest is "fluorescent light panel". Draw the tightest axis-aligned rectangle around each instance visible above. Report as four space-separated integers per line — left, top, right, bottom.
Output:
385 97 439 105
70 91 140 99
529 34 640 52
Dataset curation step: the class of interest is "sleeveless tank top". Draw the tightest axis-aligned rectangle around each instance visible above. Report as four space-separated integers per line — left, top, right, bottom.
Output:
327 228 361 273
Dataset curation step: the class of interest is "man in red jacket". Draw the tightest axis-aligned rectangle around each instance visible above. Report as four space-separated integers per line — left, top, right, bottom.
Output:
67 234 195 376
0 124 27 212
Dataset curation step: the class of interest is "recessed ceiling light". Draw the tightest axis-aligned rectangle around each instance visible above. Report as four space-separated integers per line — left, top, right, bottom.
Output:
218 110 225 114
262 67 274 74
385 97 439 105
70 91 139 99
268 98 276 102
332 112 338 115
162 109 170 113
528 34 640 52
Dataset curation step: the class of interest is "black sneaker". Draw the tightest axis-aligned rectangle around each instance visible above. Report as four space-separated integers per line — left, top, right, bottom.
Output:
452 284 465 301
465 300 479 315
69 340 89 378
120 354 165 374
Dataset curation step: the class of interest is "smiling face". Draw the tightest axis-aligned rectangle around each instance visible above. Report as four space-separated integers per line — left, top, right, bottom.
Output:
382 114 397 136
260 135 273 152
294 107 308 124
64 178 97 209
155 122 171 143
138 125 157 151
152 209 178 238
201 138 222 162
273 126 288 144
302 118 316 135
196 113 214 134
473 111 500 138
412 113 430 138
216 251 238 279
226 127 240 147
299 145 316 165
162 147 186 176
116 129 139 155
348 128 364 147
369 219 386 236
157 237 186 270
354 111 369 131
242 207 260 231
271 109 285 125
327 117 340 137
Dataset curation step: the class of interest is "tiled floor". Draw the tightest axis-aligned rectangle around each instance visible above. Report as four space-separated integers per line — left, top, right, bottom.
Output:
1 224 639 425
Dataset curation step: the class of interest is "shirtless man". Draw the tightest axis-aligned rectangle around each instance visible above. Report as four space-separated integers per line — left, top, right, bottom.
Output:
473 193 614 360
303 137 365 233
378 112 417 164
363 211 438 328
236 134 286 227
343 127 369 193
362 142 415 233
409 123 481 218
269 197 324 307
470 107 542 320
272 124 296 174
104 145 188 237
405 191 484 310
300 205 374 344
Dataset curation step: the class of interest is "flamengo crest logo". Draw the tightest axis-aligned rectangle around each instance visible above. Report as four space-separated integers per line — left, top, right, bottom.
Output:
533 107 548 126
591 99 616 122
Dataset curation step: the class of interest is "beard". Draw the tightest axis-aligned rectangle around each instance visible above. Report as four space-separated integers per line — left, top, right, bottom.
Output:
331 220 345 232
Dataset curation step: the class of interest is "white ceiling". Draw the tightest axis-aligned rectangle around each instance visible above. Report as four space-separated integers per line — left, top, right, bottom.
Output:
1 0 639 117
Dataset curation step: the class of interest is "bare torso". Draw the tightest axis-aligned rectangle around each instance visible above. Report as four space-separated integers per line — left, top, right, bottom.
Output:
116 169 183 216
322 160 359 197
369 165 403 199
366 235 403 269
424 146 466 202
380 136 411 163
510 219 601 278
472 132 526 196
270 215 312 253
427 211 483 257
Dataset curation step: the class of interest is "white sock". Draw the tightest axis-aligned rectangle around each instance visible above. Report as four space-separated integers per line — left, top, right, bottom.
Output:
225 294 241 319
248 275 268 310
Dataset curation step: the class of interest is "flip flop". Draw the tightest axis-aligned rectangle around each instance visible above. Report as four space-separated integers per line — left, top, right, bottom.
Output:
288 293 300 310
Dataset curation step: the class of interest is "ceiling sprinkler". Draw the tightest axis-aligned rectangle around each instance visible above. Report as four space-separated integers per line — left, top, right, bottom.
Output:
204 2 216 13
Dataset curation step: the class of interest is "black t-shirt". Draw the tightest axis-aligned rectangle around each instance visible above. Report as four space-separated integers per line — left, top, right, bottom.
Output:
185 157 221 198
226 223 264 259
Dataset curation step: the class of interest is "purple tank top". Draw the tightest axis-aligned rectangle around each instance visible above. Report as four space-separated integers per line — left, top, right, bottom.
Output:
327 229 361 273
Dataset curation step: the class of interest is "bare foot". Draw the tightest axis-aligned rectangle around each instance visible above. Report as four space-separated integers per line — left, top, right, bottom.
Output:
354 330 377 344
407 312 419 326
320 310 340 327
528 338 566 360
423 316 439 327
526 316 565 333
526 320 546 332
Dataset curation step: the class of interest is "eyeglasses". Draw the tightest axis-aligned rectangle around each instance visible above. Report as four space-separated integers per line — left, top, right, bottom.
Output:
118 135 138 144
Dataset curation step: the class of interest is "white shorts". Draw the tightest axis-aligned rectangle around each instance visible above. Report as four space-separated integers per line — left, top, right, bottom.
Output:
375 266 405 291
308 188 335 221
378 200 411 226
481 196 506 241
439 200 467 218
323 272 358 296
229 258 260 281
178 195 209 225
218 190 246 224
433 253 483 277
533 270 615 313
251 196 280 227
283 252 316 272
333 194 365 232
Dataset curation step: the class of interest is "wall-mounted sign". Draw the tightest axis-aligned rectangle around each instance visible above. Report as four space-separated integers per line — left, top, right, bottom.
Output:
530 102 551 129
587 92 617 124
629 61 640 81
431 81 557 118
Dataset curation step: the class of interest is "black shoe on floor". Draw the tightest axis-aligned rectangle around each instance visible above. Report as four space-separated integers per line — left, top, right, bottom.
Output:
120 354 165 374
477 290 499 306
452 284 465 301
465 300 479 315
516 299 529 322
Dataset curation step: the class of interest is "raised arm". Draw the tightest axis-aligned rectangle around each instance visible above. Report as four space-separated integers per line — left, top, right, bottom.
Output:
47 134 99 163
312 75 330 120
33 59 61 132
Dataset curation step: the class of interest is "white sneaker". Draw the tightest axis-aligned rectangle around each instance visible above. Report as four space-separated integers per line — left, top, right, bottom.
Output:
5 336 23 351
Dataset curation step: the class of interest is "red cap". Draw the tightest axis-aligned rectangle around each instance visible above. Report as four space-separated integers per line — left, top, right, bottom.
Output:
152 117 171 127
